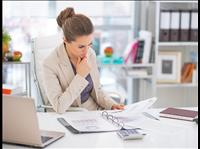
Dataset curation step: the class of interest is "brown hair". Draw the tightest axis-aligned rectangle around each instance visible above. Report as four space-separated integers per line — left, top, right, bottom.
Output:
57 7 94 42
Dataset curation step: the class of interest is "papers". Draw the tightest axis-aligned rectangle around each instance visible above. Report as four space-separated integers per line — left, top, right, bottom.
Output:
113 97 157 117
105 97 158 124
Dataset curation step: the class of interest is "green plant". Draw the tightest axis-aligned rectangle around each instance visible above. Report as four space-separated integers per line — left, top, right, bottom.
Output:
3 30 12 44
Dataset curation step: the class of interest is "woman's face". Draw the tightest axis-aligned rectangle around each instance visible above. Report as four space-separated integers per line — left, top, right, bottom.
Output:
65 34 93 59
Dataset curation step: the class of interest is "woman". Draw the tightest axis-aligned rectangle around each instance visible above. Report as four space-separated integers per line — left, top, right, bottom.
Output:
42 7 124 114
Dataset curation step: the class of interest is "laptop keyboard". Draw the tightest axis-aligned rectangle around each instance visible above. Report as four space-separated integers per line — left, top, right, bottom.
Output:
41 136 53 143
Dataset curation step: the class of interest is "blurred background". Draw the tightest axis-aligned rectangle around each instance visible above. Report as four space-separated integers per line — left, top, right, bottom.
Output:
2 1 198 110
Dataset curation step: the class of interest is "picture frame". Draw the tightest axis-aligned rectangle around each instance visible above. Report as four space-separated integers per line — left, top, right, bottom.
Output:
157 51 182 83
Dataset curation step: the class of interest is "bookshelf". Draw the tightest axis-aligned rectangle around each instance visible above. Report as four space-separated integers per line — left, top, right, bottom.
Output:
98 64 156 104
154 1 198 107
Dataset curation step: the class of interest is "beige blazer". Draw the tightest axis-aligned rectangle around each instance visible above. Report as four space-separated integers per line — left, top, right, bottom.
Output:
42 43 117 113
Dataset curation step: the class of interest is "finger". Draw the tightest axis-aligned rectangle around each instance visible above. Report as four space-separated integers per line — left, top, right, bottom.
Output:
77 57 81 65
117 105 124 110
116 106 122 110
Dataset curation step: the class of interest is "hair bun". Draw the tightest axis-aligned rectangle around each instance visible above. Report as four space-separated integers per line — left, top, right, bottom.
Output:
57 7 75 28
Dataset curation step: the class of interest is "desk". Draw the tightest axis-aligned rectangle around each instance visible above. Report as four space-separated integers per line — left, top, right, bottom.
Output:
3 108 198 148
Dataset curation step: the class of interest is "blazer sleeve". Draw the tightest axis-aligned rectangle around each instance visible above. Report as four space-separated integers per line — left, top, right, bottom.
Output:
42 62 88 114
90 50 117 110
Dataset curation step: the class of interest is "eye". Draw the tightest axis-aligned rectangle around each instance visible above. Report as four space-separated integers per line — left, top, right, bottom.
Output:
89 43 93 47
78 45 85 49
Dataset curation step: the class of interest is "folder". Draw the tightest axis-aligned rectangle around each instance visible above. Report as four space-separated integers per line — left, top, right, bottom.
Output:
190 10 198 41
170 10 180 41
159 10 170 42
180 10 190 41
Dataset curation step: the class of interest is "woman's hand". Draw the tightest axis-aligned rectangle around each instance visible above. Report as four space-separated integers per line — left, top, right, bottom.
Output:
76 57 91 77
111 104 125 110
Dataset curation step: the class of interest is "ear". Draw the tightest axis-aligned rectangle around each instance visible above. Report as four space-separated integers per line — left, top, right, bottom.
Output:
63 37 72 44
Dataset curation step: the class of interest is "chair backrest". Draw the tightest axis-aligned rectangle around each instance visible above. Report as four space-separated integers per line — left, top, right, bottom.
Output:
31 33 63 107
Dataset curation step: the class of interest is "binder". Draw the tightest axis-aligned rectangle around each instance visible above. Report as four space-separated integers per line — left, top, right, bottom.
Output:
135 40 145 63
139 30 152 64
170 10 180 41
180 10 190 41
159 10 170 41
57 114 122 134
190 10 198 41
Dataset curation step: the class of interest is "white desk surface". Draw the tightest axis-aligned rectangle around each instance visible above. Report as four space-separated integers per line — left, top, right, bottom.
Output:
3 107 198 148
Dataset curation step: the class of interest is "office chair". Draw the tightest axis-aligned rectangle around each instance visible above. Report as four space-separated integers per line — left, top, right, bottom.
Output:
31 34 125 112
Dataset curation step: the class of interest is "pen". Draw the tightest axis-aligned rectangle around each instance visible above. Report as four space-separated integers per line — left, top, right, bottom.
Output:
143 112 160 121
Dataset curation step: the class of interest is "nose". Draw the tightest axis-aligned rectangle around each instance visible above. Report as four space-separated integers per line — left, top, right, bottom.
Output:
83 46 89 53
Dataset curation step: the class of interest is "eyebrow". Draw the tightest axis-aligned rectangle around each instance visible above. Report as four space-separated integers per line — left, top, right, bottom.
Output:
78 42 93 47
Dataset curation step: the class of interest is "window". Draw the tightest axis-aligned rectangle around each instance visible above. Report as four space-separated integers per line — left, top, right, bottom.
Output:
3 1 135 60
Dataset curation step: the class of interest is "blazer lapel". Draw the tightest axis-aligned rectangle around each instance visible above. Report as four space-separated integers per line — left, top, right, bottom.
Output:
87 50 98 101
58 43 75 84
57 43 81 106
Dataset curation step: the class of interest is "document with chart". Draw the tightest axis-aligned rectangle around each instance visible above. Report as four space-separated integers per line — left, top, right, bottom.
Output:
59 112 121 133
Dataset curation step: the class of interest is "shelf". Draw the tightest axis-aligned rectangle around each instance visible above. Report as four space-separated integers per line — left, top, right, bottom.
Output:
158 1 198 4
127 75 154 79
157 83 198 88
3 61 31 64
98 63 155 68
157 42 198 47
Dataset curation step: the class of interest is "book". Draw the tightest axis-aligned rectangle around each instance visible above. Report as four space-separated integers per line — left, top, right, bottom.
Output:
181 63 196 83
123 39 139 64
57 97 157 134
159 107 198 121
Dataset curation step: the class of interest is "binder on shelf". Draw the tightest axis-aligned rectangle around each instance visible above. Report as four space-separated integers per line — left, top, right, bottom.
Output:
170 10 180 41
180 10 190 41
135 40 145 63
139 30 152 64
159 10 170 42
190 10 198 41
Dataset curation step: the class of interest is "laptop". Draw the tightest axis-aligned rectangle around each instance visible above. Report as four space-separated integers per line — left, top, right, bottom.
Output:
3 95 65 148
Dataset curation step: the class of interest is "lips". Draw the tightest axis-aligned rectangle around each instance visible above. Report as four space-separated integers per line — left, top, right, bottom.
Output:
81 53 87 58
